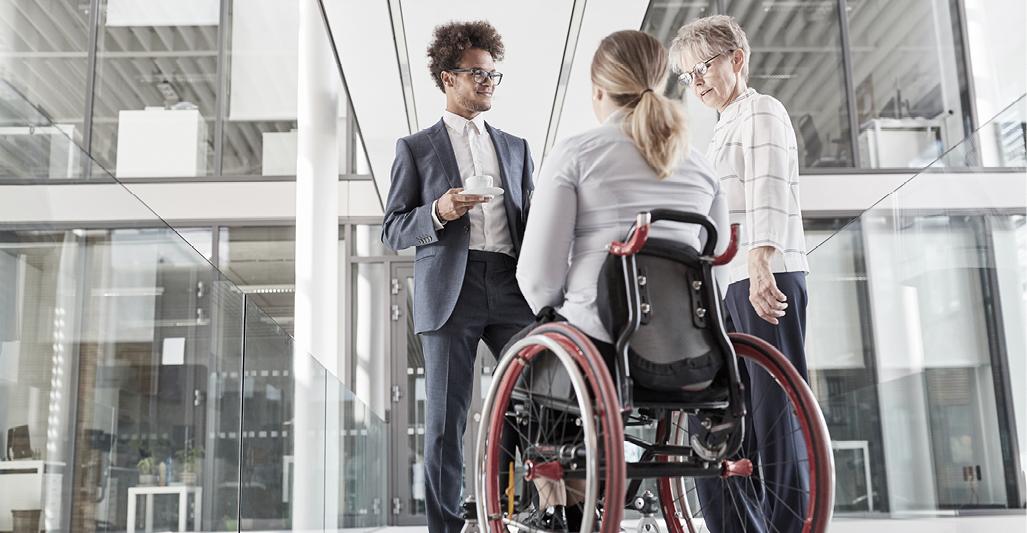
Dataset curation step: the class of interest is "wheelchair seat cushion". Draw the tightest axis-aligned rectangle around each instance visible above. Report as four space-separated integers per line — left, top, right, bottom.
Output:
597 238 722 392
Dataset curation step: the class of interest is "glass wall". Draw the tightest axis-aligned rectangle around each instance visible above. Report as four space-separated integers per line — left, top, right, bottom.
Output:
849 0 972 168
1 0 364 180
805 99 1027 515
219 225 297 335
808 211 1024 513
0 0 91 179
220 0 298 176
726 0 854 168
643 0 1018 171
91 0 219 178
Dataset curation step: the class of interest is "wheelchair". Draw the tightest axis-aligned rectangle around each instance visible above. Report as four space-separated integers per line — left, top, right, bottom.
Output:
473 210 834 532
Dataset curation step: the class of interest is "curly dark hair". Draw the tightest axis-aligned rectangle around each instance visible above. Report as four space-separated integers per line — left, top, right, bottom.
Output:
426 20 505 92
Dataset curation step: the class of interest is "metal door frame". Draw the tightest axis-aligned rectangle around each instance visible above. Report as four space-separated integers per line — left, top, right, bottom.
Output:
387 263 424 526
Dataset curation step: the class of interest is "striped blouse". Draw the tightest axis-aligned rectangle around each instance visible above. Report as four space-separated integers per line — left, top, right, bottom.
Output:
707 88 809 285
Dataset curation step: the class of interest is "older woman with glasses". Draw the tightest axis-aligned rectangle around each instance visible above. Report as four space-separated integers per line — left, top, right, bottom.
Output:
671 15 811 533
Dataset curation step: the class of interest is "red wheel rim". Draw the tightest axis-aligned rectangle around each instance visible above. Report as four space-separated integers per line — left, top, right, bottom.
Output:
655 334 834 533
481 325 626 532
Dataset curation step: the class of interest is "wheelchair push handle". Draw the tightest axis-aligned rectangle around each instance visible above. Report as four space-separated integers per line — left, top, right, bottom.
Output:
712 223 740 266
608 209 740 265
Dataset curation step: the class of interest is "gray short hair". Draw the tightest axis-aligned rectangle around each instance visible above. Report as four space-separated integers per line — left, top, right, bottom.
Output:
670 15 751 81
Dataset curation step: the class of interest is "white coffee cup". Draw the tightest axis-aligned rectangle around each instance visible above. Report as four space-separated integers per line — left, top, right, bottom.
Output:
464 174 494 191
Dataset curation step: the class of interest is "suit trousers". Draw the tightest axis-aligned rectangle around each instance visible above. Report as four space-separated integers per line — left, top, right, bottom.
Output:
694 271 810 533
418 250 535 533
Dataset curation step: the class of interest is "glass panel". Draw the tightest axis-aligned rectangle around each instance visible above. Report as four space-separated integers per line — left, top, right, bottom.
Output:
804 220 887 512
0 225 230 531
352 224 388 257
221 0 297 176
991 214 1027 477
92 0 218 177
849 0 972 168
0 229 80 532
0 0 90 179
339 385 387 527
951 95 1026 168
218 226 296 335
806 101 1026 514
208 280 246 532
725 0 854 169
642 1 720 151
351 262 386 405
0 83 389 533
238 294 300 531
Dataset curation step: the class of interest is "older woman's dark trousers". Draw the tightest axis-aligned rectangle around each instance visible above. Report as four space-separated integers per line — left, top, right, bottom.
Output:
694 272 810 533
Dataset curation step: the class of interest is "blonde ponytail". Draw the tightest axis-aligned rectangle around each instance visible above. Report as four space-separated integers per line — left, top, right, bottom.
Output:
591 30 687 179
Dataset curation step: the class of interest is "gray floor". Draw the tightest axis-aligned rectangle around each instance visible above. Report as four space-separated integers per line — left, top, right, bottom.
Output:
365 513 1027 532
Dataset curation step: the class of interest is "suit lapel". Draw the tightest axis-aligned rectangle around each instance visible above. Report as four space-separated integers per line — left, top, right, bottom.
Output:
486 122 523 251
426 119 464 190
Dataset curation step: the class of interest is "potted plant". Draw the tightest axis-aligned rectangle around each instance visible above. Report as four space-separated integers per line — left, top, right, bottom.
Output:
175 446 204 485
137 456 157 485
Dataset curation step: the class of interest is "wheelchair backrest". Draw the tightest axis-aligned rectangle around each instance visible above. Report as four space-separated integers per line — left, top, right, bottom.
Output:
597 237 723 392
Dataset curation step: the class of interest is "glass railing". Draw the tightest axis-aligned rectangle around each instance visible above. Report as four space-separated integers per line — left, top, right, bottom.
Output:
805 94 1026 517
0 85 386 532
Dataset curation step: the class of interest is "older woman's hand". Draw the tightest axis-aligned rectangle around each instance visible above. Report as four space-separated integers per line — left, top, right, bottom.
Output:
747 246 788 325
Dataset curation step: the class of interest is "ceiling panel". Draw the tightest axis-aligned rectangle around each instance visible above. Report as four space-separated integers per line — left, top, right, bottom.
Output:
551 0 650 148
321 0 409 199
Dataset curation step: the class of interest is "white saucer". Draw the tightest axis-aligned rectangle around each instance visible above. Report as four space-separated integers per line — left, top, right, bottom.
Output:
459 186 504 197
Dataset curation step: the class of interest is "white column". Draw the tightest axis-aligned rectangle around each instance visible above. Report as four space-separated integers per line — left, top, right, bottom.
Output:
294 0 340 530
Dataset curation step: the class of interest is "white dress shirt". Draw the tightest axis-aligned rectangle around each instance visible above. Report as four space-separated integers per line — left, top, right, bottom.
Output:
517 110 730 342
430 110 515 257
707 88 809 285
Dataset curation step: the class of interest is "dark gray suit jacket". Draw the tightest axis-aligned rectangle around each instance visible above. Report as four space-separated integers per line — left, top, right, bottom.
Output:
382 118 534 334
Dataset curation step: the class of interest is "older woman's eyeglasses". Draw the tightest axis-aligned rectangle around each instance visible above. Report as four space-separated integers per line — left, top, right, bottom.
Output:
448 68 504 86
678 50 733 87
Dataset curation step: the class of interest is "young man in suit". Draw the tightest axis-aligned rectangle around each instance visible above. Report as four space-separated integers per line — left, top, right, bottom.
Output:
381 20 535 533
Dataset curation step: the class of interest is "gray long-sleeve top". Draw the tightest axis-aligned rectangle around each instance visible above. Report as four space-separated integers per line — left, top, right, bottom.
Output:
517 110 730 342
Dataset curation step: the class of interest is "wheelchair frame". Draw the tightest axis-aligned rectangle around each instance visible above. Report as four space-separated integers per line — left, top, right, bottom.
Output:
474 209 834 533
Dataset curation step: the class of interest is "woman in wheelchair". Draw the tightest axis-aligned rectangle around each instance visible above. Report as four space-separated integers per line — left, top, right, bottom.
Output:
470 30 834 533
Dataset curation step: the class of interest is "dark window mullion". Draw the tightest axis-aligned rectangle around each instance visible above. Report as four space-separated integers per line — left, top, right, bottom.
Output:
837 0 861 168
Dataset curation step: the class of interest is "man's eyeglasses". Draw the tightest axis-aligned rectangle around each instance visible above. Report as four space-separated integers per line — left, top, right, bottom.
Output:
448 68 504 86
678 50 733 87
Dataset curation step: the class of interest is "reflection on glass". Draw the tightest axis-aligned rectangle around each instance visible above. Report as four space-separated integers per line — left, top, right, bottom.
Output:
645 0 854 169
351 262 386 409
92 0 218 177
239 295 299 530
849 0 972 168
340 385 388 527
219 226 296 335
0 0 90 179
353 224 388 257
221 0 297 175
642 1 720 150
725 0 853 169
804 221 887 512
808 210 1023 513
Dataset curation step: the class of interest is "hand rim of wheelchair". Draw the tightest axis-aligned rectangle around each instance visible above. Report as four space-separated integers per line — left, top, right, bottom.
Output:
474 323 627 533
483 333 599 531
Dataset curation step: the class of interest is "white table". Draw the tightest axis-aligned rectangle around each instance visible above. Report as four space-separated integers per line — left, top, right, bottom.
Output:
126 485 201 533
